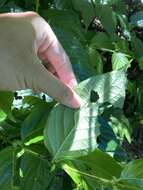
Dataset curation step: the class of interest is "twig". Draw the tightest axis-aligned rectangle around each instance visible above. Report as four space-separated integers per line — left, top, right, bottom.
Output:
36 0 40 13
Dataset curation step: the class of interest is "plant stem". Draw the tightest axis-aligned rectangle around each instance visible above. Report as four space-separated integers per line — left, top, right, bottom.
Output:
91 0 95 8
91 0 96 15
63 164 112 185
36 0 40 13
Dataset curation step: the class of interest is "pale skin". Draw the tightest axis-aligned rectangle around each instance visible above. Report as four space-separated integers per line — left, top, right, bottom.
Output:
0 12 82 108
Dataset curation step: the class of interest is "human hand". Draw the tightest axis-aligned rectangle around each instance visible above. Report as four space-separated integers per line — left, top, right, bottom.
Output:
0 12 82 108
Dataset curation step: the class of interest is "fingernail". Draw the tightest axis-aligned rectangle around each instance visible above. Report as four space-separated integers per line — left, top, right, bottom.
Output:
67 79 78 88
67 91 83 109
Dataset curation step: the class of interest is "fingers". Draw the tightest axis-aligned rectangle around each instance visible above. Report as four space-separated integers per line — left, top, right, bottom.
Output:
39 39 78 88
0 12 78 88
0 11 36 19
28 13 81 107
42 61 57 76
30 14 78 88
26 62 82 109
0 12 82 108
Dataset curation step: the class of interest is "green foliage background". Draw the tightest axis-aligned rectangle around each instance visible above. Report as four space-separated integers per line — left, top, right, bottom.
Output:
0 0 143 190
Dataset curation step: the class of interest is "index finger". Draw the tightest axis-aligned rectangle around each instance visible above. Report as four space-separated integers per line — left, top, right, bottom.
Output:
39 38 77 88
32 15 78 88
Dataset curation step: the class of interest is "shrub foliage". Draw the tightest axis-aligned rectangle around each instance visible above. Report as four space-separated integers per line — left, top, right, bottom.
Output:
0 0 143 189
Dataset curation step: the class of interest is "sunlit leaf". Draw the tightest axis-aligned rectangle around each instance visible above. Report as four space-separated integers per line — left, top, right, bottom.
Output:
76 71 126 108
112 52 130 71
0 109 7 122
44 104 100 160
44 71 126 161
63 149 122 189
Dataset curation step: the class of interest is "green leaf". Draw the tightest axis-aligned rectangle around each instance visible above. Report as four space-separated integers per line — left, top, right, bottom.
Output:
24 136 44 146
121 159 143 179
63 149 122 188
20 144 68 190
62 165 88 190
0 119 20 140
113 0 127 14
13 187 20 190
72 0 95 28
76 71 127 108
44 104 100 161
20 152 51 190
0 109 7 122
117 159 143 190
42 10 91 70
54 0 73 10
0 91 14 121
21 102 52 140
0 147 14 190
97 116 127 161
44 71 126 161
0 0 7 7
107 108 132 144
131 35 143 69
95 5 116 36
112 52 130 71
88 48 103 74
130 11 143 28
23 95 45 106
42 9 84 41
90 32 115 51
117 179 143 190
115 37 131 55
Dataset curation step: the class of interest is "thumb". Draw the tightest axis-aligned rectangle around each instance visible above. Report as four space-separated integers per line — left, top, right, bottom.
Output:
28 63 82 108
